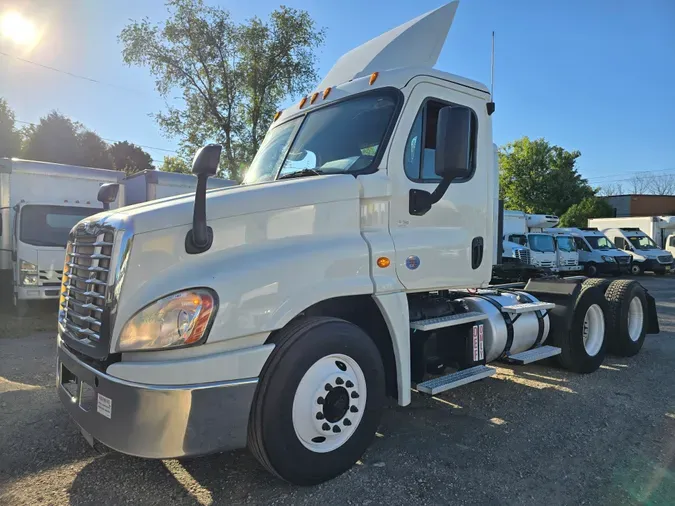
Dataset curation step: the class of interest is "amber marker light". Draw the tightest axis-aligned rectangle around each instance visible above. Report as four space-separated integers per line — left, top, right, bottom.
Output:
377 257 390 268
369 72 379 85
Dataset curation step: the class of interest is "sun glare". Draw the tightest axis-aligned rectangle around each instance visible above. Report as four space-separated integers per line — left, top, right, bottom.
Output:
1 11 39 46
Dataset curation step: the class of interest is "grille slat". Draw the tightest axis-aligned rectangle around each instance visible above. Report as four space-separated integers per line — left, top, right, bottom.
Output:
58 229 113 349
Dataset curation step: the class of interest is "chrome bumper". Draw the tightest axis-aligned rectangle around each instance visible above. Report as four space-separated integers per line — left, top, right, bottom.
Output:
57 342 257 459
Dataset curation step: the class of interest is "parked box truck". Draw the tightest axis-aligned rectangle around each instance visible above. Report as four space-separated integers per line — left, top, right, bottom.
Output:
123 170 237 206
0 158 123 314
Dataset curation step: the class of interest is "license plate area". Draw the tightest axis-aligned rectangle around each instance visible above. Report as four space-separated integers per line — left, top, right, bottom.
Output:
60 362 97 412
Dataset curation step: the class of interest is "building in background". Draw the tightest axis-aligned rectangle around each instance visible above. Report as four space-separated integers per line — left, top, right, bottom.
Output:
601 194 675 217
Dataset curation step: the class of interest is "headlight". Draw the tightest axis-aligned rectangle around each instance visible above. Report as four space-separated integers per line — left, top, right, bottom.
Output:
20 260 38 286
118 289 217 352
601 256 615 263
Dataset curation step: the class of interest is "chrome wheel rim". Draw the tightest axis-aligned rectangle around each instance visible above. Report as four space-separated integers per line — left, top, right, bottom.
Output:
627 296 644 342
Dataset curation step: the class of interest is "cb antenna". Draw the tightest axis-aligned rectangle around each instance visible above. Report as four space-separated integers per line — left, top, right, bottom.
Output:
487 31 496 116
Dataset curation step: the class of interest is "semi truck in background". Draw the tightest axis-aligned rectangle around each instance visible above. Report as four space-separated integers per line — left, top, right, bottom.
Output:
1 159 238 315
55 1 660 486
0 158 124 315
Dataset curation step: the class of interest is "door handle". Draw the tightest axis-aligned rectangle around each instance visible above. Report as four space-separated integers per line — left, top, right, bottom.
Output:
471 237 484 270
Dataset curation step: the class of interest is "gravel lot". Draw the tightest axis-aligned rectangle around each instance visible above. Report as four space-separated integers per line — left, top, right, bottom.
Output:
0 277 673 505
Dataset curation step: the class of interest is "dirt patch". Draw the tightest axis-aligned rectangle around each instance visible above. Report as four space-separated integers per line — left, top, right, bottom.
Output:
0 302 58 339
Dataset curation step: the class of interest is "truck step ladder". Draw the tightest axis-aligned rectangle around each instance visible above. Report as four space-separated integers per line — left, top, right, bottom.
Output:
503 345 562 365
416 365 496 395
500 302 555 315
410 311 487 331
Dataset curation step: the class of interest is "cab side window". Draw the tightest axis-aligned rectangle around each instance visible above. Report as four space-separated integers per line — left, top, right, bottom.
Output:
574 237 590 252
669 236 675 247
404 100 478 182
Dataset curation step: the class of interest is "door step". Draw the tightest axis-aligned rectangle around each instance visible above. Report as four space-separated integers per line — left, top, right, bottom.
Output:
416 365 496 395
410 311 487 331
500 302 555 315
503 345 561 364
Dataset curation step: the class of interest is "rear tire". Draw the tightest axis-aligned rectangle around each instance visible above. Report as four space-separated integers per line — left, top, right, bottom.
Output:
248 316 385 485
556 285 609 373
582 278 611 290
604 280 648 357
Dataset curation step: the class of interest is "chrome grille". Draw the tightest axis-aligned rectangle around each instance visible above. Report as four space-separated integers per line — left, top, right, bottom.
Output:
515 249 531 265
59 231 113 347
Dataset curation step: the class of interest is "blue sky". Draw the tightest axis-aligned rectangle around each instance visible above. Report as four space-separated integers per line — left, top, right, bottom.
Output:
1 0 674 189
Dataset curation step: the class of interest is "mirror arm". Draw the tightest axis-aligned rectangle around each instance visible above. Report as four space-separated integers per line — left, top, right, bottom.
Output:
185 174 213 254
409 174 455 216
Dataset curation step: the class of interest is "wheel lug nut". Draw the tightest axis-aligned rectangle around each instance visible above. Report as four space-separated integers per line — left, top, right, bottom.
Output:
343 418 352 426
317 397 324 404
322 423 330 431
345 380 354 388
351 391 359 399
333 425 341 433
350 406 358 413
325 383 333 391
335 377 344 385
316 412 325 420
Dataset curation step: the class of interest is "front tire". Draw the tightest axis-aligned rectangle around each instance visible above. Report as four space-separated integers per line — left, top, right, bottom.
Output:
556 285 609 373
630 263 644 275
585 263 598 277
604 280 648 356
248 316 385 485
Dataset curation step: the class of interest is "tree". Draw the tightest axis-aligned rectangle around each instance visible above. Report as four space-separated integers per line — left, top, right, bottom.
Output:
649 174 675 195
499 137 595 217
77 131 114 169
21 111 81 165
0 98 22 158
628 172 651 194
559 197 614 228
119 0 325 181
161 155 191 174
599 182 623 196
109 141 155 174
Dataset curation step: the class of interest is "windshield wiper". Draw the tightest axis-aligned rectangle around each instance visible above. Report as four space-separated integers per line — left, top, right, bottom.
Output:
278 168 323 180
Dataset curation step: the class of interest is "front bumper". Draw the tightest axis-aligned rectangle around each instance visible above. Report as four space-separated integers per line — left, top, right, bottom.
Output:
57 342 257 459
17 285 61 301
641 259 672 273
594 262 621 275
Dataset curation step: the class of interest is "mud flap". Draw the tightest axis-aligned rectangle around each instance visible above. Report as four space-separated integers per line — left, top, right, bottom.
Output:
645 292 660 334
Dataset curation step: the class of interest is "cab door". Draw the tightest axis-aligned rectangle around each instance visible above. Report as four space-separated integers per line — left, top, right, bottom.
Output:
387 80 493 291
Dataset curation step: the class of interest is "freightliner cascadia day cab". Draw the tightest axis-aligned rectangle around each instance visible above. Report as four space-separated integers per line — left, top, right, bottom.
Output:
56 2 659 485
0 158 124 315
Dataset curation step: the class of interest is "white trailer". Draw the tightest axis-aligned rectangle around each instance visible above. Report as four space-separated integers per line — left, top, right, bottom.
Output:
588 217 673 275
56 2 660 485
123 170 237 206
0 158 123 314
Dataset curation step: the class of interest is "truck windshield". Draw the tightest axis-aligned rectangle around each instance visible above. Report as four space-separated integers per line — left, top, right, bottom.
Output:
528 234 556 253
556 236 576 252
510 234 528 247
243 90 398 184
628 235 658 250
20 205 100 247
585 236 615 250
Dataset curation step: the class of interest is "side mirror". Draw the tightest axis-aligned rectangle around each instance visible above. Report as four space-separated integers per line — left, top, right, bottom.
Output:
409 105 474 216
97 183 120 211
186 144 222 254
434 106 473 180
191 144 222 176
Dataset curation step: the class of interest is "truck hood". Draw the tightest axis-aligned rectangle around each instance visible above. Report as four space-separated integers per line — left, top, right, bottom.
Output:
89 175 362 235
632 248 669 259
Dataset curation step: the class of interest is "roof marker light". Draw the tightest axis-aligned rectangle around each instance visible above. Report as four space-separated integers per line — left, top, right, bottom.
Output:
273 111 282 121
310 92 319 104
323 87 332 99
299 97 307 108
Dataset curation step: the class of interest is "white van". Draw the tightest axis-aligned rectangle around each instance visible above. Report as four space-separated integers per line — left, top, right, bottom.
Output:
555 228 631 276
601 227 672 275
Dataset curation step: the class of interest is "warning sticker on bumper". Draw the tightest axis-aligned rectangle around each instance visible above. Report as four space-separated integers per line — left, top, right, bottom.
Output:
97 393 112 419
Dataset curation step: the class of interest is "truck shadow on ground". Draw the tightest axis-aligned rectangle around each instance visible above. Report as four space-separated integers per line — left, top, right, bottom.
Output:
64 358 675 506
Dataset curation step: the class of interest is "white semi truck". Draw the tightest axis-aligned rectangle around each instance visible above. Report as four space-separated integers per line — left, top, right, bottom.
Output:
0 158 124 314
56 2 659 485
